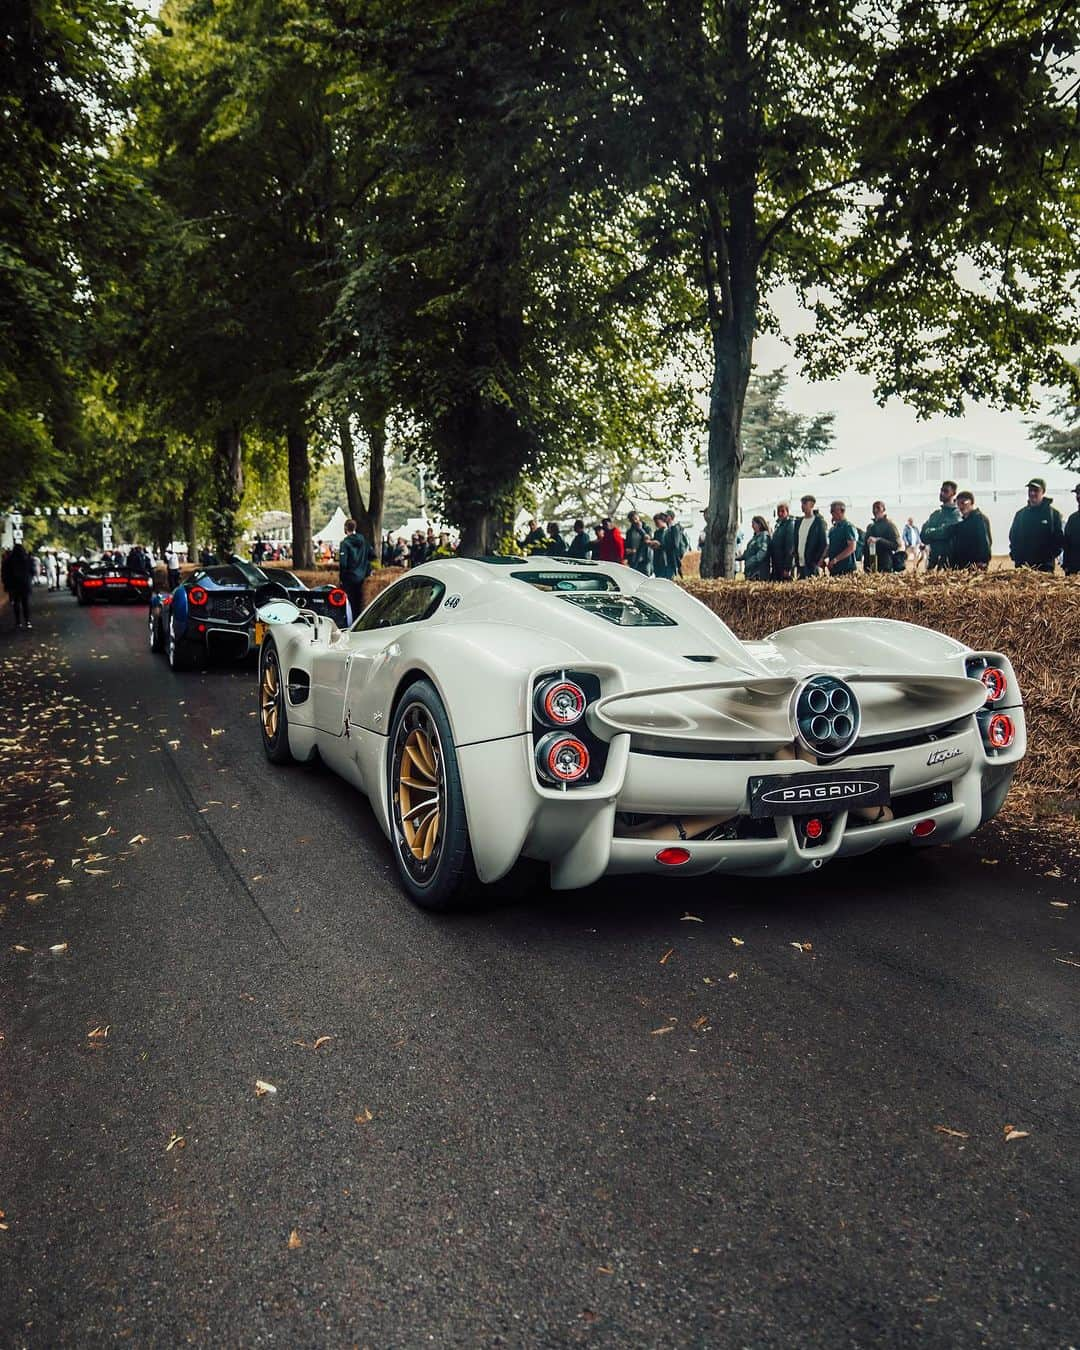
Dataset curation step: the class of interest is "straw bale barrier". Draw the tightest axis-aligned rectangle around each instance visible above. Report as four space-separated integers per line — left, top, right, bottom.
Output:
681 570 1080 798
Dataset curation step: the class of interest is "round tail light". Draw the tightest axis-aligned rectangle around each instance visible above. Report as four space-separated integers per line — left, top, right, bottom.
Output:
328 587 347 607
980 667 1007 702
535 731 590 784
534 678 587 727
987 713 1015 749
911 818 937 838
189 586 208 607
804 817 824 841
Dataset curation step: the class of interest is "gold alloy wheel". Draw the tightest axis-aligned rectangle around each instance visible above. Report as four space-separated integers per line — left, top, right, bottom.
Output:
394 705 443 872
261 651 281 741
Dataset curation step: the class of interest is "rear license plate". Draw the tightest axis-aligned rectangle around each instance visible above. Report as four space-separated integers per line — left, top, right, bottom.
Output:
254 620 266 647
748 767 891 818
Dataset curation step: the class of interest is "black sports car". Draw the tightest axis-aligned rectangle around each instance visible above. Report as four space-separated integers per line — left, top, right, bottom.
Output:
148 556 349 670
75 557 153 604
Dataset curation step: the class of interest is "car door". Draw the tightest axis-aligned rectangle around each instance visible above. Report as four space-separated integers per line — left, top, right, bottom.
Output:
340 576 447 735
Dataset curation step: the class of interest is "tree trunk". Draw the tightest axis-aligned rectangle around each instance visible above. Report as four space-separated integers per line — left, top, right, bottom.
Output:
287 426 314 569
362 419 386 547
339 418 366 525
182 482 197 563
702 329 752 578
211 424 243 559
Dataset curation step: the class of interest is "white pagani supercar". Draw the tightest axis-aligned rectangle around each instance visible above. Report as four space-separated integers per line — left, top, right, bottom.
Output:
255 557 1025 909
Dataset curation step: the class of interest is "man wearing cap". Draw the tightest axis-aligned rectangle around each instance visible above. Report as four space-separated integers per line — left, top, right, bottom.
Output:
1064 483 1080 576
1009 477 1064 572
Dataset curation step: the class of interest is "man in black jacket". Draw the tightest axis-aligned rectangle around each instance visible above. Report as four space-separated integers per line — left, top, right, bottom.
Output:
338 518 372 622
951 491 993 569
567 519 591 559
793 495 827 578
1009 477 1064 572
1063 484 1080 576
770 502 795 580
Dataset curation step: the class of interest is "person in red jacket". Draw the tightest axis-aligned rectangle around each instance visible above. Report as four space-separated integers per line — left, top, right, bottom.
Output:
596 516 626 563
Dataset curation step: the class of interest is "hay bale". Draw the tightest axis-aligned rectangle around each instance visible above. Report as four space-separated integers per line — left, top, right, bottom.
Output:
680 571 1080 796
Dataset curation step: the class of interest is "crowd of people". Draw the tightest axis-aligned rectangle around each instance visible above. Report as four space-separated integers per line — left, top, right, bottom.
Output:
516 511 693 576
736 476 1080 580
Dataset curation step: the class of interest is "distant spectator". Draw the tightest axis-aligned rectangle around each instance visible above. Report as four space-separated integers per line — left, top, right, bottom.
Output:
2 542 32 629
596 516 626 564
338 518 373 622
625 511 652 574
737 516 772 580
770 503 795 581
567 519 590 559
826 501 858 576
921 480 961 570
951 491 993 569
902 516 923 566
793 495 827 578
865 501 904 573
545 522 567 557
650 512 677 579
165 546 181 590
1064 483 1080 576
1009 477 1064 572
519 519 546 552
45 552 58 591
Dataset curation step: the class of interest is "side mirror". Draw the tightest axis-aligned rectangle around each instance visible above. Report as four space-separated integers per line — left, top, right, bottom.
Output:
256 600 303 625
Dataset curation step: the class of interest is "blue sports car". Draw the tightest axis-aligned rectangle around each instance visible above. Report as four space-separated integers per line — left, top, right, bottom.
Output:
149 556 349 671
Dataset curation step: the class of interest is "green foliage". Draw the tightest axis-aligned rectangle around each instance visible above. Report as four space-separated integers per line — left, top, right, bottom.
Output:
1027 365 1080 471
741 368 835 477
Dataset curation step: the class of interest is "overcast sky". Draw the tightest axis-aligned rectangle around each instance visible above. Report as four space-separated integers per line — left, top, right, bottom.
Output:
754 288 1059 472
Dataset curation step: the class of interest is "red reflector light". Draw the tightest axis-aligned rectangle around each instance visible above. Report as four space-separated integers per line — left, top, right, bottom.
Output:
911 818 937 838
980 667 1007 702
189 586 208 606
804 817 824 840
197 622 206 632
655 846 691 866
84 578 104 587
987 713 1015 749
328 588 347 607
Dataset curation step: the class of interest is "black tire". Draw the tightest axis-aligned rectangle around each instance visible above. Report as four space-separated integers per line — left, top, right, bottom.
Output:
387 679 475 910
167 615 199 672
258 638 294 764
76 585 89 606
148 606 165 653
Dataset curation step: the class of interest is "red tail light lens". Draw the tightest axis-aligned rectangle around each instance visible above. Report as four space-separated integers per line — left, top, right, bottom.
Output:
980 668 1007 703
534 677 587 727
535 732 590 784
911 818 937 838
986 713 1015 749
804 817 824 841
328 588 347 607
189 586 208 607
656 846 691 866
83 578 103 588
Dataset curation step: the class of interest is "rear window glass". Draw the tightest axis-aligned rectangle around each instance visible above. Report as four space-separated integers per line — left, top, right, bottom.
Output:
558 594 677 626
511 571 618 592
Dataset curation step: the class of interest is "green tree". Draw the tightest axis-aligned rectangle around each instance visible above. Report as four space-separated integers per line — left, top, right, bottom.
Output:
1028 368 1080 471
578 1 1080 574
740 367 834 477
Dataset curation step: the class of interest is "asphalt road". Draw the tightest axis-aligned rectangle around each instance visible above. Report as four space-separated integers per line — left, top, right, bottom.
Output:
1 588 1077 1348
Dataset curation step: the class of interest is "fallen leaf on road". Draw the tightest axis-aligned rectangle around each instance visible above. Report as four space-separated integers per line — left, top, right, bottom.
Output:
50 943 68 955
57 878 72 887
13 945 30 954
255 1080 277 1097
174 834 192 841
659 948 674 965
288 1229 302 1249
681 913 703 923
355 1107 373 1123
26 893 45 903
980 858 999 865
87 1026 109 1039
312 1036 332 1051
128 834 148 846
702 976 714 985
1055 957 1080 969
597 1266 614 1275
1044 867 1063 878
650 1025 674 1035
165 1133 186 1152
1003 1125 1030 1141
167 740 180 750
728 972 738 980
691 1016 709 1031
85 869 108 876
934 1125 969 1139
731 936 744 946
791 941 813 952
1050 901 1069 908
211 728 224 736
